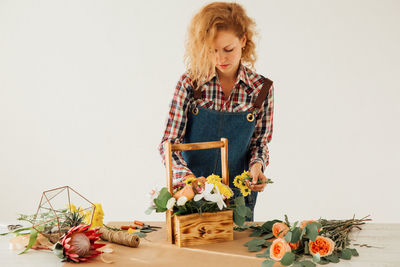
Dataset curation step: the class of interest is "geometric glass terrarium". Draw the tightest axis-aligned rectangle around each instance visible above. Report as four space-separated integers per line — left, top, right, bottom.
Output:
32 186 95 242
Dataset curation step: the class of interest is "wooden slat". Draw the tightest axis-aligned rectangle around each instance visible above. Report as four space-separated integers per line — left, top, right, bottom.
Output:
164 141 174 244
171 140 224 151
220 138 228 186
173 210 233 247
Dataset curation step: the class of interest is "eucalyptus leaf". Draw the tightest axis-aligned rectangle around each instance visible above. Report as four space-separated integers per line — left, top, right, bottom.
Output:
244 238 266 247
312 252 321 263
263 233 274 240
350 248 359 256
248 244 263 252
281 252 295 266
233 210 245 227
305 223 320 241
324 253 340 263
18 228 38 255
341 248 352 260
284 231 292 243
261 260 275 267
261 220 281 232
256 248 269 258
249 229 263 237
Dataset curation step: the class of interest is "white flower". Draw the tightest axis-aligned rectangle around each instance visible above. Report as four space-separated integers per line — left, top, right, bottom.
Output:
194 183 214 201
166 197 176 211
177 196 188 206
194 182 226 210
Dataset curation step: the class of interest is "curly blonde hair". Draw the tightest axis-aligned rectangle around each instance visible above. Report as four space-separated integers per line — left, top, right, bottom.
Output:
184 2 258 86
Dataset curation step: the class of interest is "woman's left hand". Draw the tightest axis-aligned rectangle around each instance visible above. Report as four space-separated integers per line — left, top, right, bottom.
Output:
247 162 267 192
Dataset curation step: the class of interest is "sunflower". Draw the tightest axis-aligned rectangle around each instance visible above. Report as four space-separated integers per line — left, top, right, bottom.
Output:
240 187 251 197
233 175 245 189
206 174 222 184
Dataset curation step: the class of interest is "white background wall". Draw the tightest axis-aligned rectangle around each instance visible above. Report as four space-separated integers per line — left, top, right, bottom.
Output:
1 0 399 224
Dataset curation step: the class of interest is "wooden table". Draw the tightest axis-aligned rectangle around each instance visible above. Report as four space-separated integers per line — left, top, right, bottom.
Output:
58 222 399 267
2 222 399 267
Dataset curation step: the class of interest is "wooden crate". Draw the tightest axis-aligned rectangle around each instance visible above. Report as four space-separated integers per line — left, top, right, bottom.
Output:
164 138 234 247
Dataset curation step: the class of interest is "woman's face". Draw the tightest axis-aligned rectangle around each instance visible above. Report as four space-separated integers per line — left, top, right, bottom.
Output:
213 30 246 79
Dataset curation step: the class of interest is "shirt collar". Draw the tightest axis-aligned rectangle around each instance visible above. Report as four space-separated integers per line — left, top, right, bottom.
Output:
208 63 256 92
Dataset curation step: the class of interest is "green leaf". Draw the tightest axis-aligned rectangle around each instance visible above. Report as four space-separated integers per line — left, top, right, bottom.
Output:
261 260 275 267
305 222 320 241
324 253 340 263
144 206 155 215
261 220 281 232
236 204 247 217
256 247 270 258
263 233 274 240
350 248 359 256
53 242 65 260
248 244 263 252
290 227 302 243
318 258 330 265
250 229 263 237
233 210 245 227
299 260 316 267
245 206 253 219
244 238 266 247
18 228 38 255
312 252 321 263
154 188 171 210
134 232 146 238
341 248 352 260
281 252 295 266
234 196 245 207
284 231 292 242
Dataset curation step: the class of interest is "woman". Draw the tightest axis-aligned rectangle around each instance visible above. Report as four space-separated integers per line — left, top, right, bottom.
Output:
158 2 274 221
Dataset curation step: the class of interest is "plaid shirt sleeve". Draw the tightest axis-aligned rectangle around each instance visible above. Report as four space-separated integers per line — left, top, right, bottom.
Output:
249 82 274 171
158 74 194 183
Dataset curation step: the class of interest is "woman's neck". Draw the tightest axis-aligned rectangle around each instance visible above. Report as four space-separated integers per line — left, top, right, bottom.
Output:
216 65 240 83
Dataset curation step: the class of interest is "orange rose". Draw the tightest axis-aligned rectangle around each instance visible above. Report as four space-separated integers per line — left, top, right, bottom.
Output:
272 222 289 238
173 185 194 201
309 236 335 257
270 238 291 261
288 241 300 250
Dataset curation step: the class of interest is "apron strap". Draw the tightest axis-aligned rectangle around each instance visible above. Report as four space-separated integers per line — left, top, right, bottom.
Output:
254 77 273 110
192 81 202 100
192 77 273 105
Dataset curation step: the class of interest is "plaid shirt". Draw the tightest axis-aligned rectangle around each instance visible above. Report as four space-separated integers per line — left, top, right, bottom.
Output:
158 64 274 182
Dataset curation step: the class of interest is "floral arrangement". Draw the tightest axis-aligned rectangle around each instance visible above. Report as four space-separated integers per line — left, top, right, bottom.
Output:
146 171 272 226
234 170 273 197
3 203 108 263
237 215 371 266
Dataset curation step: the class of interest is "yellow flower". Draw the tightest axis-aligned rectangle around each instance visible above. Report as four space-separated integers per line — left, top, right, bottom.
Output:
240 187 251 197
67 203 77 212
83 203 104 229
241 170 251 179
216 182 233 199
206 174 222 184
184 177 197 186
233 175 245 189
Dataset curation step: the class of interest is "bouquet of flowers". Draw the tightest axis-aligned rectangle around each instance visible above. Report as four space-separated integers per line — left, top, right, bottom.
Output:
146 171 272 227
238 215 371 266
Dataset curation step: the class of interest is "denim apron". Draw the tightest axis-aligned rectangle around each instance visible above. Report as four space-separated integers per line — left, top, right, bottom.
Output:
181 78 273 221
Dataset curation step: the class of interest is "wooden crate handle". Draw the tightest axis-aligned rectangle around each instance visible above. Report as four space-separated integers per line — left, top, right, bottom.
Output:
163 138 229 244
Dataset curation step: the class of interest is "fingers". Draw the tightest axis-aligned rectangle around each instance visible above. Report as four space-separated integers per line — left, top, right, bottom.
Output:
248 172 267 192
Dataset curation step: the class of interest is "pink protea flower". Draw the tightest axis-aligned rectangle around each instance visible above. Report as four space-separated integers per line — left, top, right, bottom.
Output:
54 224 105 262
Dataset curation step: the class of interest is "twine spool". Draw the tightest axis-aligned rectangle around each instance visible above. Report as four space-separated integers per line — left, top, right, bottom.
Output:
99 227 140 248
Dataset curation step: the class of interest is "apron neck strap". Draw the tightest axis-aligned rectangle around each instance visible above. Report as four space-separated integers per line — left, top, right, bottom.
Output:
254 77 273 110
